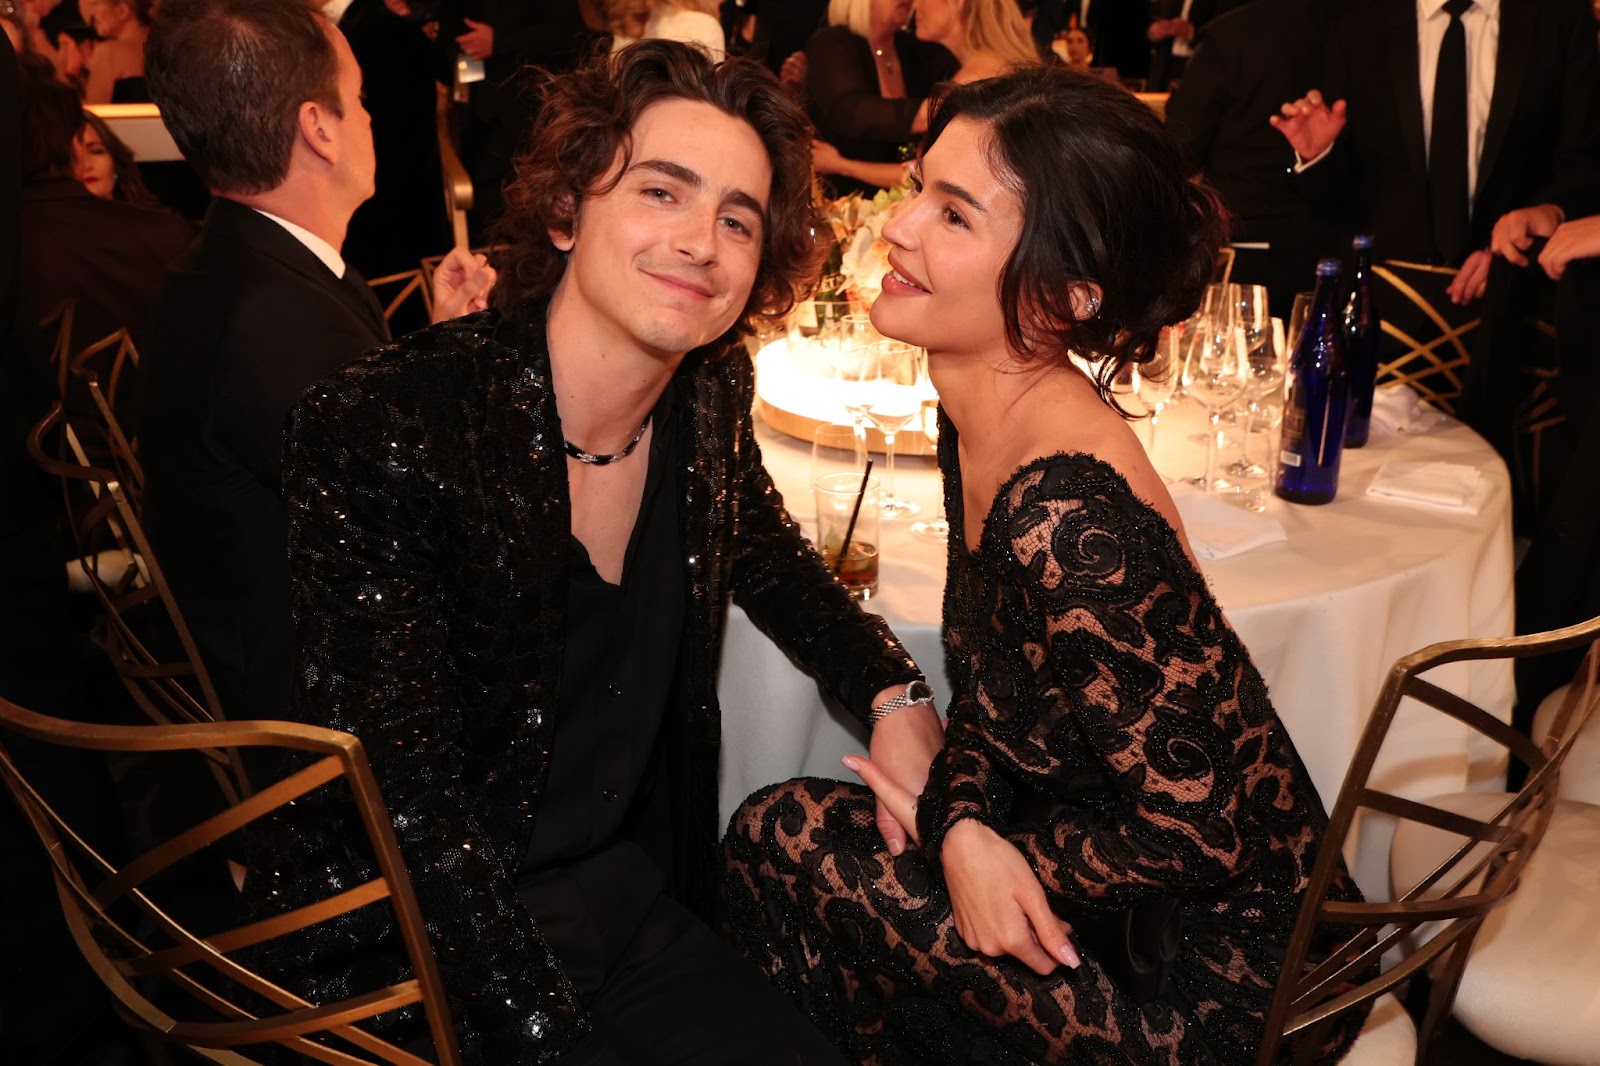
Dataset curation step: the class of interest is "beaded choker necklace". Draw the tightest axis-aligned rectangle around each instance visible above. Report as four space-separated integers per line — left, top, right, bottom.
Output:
563 414 651 465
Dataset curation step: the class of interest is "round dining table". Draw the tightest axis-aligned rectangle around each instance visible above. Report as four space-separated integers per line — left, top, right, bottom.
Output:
716 376 1516 900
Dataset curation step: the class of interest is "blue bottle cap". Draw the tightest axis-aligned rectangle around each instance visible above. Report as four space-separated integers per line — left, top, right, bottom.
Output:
1316 259 1342 277
1353 234 1375 250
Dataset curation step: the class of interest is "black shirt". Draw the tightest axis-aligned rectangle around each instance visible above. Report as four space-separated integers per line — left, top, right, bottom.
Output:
515 383 685 995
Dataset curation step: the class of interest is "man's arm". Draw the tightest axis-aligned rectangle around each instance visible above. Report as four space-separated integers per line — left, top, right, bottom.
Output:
281 362 590 1063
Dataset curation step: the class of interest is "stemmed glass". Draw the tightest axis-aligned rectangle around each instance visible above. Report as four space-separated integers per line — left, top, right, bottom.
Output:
1132 327 1182 452
910 399 948 541
861 339 923 519
1183 297 1246 491
835 313 880 441
1224 285 1283 479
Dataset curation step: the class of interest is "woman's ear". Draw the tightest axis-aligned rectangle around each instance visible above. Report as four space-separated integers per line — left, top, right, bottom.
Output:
1069 282 1104 321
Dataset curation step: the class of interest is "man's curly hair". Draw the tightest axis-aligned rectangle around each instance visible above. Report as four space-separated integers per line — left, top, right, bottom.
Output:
490 40 825 341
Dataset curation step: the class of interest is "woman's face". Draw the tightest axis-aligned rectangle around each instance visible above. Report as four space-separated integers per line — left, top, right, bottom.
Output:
79 0 130 37
1064 29 1091 63
871 116 1023 358
73 124 116 198
912 0 959 45
870 0 913 37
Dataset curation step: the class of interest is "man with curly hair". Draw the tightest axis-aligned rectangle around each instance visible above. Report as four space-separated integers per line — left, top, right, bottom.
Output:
256 39 942 1064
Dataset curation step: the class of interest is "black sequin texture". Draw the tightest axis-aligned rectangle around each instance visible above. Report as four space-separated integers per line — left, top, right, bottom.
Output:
724 431 1370 1064
244 305 920 1063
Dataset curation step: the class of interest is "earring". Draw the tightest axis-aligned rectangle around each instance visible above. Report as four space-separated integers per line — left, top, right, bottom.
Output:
1085 294 1102 317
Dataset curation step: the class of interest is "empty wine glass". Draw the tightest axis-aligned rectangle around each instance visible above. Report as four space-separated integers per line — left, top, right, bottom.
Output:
1133 328 1182 452
910 399 948 541
835 313 880 441
1183 301 1246 491
1224 285 1282 480
861 339 923 519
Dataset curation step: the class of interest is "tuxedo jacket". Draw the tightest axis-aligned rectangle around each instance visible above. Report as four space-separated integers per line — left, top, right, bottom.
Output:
139 197 389 722
1303 0 1600 265
246 305 920 1061
1146 0 1218 90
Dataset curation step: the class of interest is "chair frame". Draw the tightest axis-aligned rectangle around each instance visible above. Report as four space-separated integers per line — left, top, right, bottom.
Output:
67 327 146 506
0 698 462 1066
1255 615 1600 1066
25 405 246 804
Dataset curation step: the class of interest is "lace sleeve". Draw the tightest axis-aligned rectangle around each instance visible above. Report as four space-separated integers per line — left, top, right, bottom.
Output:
996 464 1274 907
916 703 1012 865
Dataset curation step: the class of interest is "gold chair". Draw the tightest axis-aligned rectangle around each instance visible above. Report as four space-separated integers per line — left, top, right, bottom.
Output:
0 697 463 1066
1370 261 1481 413
41 299 77 399
1255 615 1600 1065
26 405 242 800
436 83 473 251
364 268 431 334
68 328 146 508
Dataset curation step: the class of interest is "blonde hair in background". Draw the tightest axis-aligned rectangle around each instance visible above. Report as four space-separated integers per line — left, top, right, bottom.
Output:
827 0 873 38
604 0 720 39
962 0 1039 66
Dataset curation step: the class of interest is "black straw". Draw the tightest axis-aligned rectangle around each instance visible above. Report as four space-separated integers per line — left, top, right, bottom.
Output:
834 458 874 578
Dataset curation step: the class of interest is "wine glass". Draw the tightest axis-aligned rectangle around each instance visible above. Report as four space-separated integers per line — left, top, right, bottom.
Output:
835 313 880 441
1183 299 1246 491
910 399 948 541
1132 327 1182 452
1224 285 1282 479
861 339 923 519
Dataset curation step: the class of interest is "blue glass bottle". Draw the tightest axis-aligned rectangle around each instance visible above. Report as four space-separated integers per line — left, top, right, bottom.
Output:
1343 235 1380 447
1275 259 1349 505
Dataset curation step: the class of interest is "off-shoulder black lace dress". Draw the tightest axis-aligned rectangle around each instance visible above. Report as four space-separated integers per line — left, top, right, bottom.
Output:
724 441 1369 1065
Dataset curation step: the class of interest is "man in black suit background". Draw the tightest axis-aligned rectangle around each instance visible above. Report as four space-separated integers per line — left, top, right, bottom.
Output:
1066 0 1151 82
140 0 492 722
1166 0 1329 318
1145 0 1218 91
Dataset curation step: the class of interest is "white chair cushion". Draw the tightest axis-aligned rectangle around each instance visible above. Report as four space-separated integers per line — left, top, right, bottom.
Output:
1339 992 1418 1065
1390 792 1600 1065
1532 684 1600 805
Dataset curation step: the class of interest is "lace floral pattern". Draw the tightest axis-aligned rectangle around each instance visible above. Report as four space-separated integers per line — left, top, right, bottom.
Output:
724 445 1368 1064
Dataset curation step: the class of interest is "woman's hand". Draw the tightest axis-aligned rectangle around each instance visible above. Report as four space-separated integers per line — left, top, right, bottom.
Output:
863 695 944 855
812 139 848 176
942 819 1081 976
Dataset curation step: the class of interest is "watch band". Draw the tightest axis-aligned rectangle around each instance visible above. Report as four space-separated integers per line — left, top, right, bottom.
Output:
869 680 935 726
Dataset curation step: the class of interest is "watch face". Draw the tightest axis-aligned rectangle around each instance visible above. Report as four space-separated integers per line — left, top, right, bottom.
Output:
906 680 934 703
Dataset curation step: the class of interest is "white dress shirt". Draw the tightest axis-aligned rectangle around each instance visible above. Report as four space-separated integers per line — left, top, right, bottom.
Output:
1171 0 1196 59
252 208 349 279
322 0 356 26
1416 0 1499 205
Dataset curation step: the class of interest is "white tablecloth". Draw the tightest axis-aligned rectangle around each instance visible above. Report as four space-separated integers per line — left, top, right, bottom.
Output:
716 398 1516 899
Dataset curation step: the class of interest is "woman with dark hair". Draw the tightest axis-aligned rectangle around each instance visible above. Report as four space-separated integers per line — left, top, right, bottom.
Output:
73 110 156 204
725 67 1370 1064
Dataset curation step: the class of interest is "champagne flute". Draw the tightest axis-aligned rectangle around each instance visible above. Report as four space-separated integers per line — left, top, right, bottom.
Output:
861 340 922 519
1133 328 1182 452
1183 303 1246 491
910 399 948 541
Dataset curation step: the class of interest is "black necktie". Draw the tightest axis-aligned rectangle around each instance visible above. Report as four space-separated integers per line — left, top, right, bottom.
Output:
341 266 390 339
1429 0 1472 265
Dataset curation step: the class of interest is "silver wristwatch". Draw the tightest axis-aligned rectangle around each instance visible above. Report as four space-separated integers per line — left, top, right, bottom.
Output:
869 680 935 726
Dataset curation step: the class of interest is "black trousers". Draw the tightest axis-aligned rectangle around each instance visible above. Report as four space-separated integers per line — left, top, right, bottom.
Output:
559 891 846 1066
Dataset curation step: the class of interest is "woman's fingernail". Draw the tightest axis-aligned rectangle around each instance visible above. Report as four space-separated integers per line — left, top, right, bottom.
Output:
841 756 860 771
888 837 904 856
1060 944 1081 968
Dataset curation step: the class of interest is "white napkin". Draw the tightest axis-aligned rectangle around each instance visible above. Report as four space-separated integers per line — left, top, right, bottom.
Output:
1169 483 1289 560
1369 383 1446 435
1366 461 1485 513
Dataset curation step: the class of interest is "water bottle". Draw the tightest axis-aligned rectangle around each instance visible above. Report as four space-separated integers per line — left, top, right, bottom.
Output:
1343 235 1380 447
1275 259 1349 505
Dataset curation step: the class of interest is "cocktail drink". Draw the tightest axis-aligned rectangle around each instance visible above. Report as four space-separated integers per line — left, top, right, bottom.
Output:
813 470 881 600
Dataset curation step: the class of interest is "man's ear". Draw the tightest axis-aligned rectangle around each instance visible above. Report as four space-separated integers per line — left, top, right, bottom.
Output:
547 192 579 251
297 100 338 166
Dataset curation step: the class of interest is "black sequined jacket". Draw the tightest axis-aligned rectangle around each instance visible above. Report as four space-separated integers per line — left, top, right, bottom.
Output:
249 305 920 1063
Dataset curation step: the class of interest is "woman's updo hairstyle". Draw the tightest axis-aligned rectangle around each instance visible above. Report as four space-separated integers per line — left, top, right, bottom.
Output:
922 66 1226 412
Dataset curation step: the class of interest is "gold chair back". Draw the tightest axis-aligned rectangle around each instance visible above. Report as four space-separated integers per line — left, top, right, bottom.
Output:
364 269 431 334
0 699 463 1066
25 405 242 807
68 328 146 507
1371 261 1481 413
1255 615 1600 1065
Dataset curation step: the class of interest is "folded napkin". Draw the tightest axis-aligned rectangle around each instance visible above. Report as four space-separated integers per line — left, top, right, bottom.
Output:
1369 383 1446 436
1169 483 1289 560
1366 461 1485 513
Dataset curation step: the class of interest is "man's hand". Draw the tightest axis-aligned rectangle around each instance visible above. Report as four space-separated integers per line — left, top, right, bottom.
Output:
1268 89 1347 163
1538 215 1600 281
456 18 494 60
1148 17 1194 41
941 819 1081 976
1490 204 1563 267
812 140 847 176
779 51 807 98
431 247 496 323
860 691 944 855
1446 248 1492 305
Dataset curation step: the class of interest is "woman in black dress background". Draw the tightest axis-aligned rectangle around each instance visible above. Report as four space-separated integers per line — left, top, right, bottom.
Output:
725 68 1370 1065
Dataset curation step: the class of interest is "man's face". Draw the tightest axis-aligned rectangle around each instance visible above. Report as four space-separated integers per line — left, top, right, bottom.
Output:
328 26 376 206
552 97 772 361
